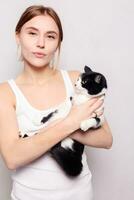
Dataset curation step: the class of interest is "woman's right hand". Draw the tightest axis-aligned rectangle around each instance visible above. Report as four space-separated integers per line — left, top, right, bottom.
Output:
66 97 104 132
38 97 104 134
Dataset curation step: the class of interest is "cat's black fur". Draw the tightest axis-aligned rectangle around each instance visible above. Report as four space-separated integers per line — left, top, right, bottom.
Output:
19 65 107 177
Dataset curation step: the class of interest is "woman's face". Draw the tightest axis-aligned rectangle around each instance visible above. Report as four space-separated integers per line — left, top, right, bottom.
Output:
16 15 60 68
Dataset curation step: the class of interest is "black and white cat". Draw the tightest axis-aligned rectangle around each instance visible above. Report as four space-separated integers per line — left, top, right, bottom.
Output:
73 65 107 131
19 65 107 177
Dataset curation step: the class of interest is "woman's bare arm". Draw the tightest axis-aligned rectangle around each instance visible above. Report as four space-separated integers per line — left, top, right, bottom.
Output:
0 106 73 169
0 84 75 171
0 103 74 170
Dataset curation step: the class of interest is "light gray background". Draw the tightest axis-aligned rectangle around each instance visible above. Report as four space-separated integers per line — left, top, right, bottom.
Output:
0 0 133 199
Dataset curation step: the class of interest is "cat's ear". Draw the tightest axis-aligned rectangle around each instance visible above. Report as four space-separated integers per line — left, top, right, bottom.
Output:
84 65 92 73
95 75 102 83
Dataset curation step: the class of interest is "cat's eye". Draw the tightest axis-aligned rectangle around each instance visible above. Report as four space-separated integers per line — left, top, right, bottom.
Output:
82 79 87 84
95 75 101 83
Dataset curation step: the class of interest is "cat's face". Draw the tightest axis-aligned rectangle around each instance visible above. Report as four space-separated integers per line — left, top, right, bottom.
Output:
75 70 107 97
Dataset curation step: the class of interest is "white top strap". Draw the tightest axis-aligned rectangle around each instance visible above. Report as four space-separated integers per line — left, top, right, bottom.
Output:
61 70 75 97
7 79 22 113
7 79 19 96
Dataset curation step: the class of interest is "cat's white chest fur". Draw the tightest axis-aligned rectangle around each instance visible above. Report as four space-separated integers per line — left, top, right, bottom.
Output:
73 93 89 105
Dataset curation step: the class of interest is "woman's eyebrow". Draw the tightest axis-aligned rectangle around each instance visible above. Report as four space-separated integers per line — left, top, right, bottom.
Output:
47 31 58 35
26 27 38 31
25 27 58 35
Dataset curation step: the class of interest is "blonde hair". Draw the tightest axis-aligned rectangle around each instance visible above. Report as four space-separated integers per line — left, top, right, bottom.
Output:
16 5 63 70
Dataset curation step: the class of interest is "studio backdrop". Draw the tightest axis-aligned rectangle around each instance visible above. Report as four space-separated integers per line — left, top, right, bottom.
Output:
0 0 133 200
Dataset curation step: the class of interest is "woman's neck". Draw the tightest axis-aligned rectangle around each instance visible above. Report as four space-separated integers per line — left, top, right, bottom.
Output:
16 63 58 85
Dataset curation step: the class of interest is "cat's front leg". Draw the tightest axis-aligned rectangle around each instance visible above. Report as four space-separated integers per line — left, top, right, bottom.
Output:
80 118 97 131
80 114 105 131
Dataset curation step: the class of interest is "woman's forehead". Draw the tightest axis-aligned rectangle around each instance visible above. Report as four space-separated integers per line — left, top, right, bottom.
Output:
22 15 59 33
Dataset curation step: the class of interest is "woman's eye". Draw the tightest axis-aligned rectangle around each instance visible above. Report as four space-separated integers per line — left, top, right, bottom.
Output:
47 35 55 39
28 32 36 35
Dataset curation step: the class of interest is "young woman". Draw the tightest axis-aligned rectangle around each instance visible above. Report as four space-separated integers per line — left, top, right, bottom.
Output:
0 5 113 200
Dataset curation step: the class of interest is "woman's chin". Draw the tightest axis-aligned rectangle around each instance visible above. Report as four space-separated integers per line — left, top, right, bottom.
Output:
24 59 50 69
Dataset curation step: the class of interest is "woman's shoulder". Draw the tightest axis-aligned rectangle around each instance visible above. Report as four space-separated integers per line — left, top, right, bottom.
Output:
0 81 11 95
0 81 15 108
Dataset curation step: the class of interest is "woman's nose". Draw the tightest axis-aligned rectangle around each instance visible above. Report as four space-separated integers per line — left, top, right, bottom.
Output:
36 36 45 49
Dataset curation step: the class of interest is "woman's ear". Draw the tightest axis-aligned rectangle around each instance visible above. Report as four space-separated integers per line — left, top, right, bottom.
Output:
15 32 20 46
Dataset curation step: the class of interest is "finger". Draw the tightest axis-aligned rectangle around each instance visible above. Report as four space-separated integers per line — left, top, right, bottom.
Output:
92 95 104 101
91 108 104 118
95 104 104 112
97 108 104 117
88 97 99 106
90 99 104 113
99 95 105 100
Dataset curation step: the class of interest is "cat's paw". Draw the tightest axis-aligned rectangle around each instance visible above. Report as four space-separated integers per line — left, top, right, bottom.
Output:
80 118 97 131
80 120 91 131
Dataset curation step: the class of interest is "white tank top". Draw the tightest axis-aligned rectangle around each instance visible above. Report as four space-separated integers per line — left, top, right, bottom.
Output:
7 69 91 190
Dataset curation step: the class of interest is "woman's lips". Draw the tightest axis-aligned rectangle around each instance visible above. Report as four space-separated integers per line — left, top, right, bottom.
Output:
33 52 46 58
